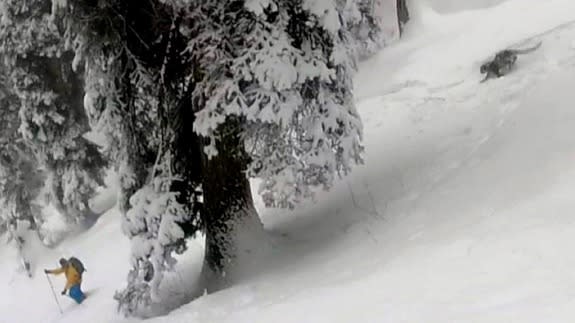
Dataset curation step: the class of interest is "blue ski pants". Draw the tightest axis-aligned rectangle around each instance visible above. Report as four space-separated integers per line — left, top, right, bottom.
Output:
68 284 85 304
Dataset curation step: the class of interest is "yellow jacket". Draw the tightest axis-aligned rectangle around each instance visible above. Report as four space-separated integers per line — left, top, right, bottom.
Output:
47 265 82 291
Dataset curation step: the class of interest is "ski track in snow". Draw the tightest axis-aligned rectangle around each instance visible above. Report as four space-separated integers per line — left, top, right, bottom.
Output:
3 0 575 322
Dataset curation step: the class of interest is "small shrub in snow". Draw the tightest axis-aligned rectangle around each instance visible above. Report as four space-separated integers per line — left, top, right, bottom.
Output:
114 171 196 315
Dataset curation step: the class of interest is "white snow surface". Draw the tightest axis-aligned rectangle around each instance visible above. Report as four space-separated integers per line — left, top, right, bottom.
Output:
4 0 575 321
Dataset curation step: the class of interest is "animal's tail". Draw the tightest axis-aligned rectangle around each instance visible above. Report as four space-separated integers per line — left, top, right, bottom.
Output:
510 41 542 54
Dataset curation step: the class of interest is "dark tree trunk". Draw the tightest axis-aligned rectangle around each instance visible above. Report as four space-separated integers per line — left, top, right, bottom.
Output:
169 91 204 237
397 0 410 36
199 118 266 292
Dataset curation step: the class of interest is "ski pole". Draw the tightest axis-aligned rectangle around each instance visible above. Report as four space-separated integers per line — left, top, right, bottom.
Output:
45 272 63 314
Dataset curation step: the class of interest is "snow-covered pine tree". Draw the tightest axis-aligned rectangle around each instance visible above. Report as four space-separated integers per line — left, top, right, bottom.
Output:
0 148 42 277
346 0 387 59
0 0 107 232
55 1 201 315
81 50 158 218
57 0 362 316
0 68 43 277
176 0 363 290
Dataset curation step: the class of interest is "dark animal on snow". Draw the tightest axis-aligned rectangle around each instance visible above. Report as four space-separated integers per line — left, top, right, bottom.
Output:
480 41 542 83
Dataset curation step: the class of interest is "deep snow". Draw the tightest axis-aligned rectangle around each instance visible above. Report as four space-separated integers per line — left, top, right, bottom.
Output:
3 0 575 322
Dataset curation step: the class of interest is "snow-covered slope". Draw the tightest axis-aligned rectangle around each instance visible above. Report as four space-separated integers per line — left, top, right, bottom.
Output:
3 0 575 322
426 0 508 13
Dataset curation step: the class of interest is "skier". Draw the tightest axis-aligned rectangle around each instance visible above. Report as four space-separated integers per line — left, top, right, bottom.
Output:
44 257 86 304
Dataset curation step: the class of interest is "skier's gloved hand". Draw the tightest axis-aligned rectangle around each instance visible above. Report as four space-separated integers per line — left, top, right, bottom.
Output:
44 269 49 274
61 290 66 295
